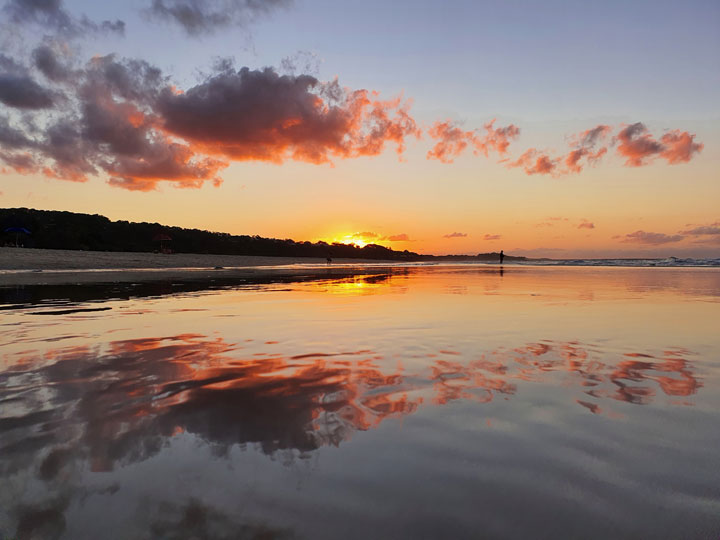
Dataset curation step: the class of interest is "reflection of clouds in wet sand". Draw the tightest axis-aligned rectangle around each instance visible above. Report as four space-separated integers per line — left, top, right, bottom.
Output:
0 336 703 471
0 333 707 537
427 342 701 413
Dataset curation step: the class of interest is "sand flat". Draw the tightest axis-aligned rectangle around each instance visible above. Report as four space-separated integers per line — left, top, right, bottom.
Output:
0 247 397 285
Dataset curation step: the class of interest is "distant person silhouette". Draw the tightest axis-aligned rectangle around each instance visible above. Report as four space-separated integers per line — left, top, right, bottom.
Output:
326 256 332 265
499 250 504 265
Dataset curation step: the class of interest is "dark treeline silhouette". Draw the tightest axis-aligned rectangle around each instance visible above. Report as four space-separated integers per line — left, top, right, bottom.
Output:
0 208 527 262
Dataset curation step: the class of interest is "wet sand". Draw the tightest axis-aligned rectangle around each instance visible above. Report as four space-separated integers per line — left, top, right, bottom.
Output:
0 247 398 286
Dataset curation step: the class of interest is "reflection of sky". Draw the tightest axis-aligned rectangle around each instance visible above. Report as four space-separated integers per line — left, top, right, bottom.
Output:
0 266 719 538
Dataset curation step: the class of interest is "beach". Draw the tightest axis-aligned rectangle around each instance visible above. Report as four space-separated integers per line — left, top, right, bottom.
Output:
0 247 398 286
1 264 718 539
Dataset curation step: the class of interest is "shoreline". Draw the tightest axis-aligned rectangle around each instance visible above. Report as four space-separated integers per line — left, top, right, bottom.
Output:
0 247 405 286
1 247 717 287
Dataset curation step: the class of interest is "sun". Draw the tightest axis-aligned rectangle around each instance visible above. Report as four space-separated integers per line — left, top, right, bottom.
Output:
339 234 368 248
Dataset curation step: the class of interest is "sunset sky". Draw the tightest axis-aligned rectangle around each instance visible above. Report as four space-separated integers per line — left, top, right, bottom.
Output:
0 0 718 257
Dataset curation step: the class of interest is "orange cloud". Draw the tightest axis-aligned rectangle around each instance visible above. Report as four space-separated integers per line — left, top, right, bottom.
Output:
439 121 702 177
483 234 501 240
508 149 559 175
0 56 421 190
577 219 595 230
159 71 421 165
426 121 474 163
473 119 520 157
563 125 611 173
426 118 519 163
659 130 704 164
443 232 467 238
615 123 703 167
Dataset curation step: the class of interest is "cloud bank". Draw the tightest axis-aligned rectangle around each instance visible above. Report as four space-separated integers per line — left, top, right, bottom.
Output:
0 52 420 190
0 1 706 191
428 119 703 177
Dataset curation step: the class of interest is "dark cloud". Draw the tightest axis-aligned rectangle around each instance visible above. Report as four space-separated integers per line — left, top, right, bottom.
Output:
158 67 420 164
0 54 419 190
2 0 125 37
0 73 56 109
0 150 38 173
145 0 291 36
0 115 35 148
0 54 226 189
0 52 57 108
621 230 685 245
443 232 467 238
32 45 72 82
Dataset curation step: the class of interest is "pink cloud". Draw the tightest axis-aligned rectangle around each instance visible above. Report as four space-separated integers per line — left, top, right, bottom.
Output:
615 123 702 167
483 234 501 240
426 121 473 163
680 221 720 236
472 119 520 157
443 232 468 238
659 131 704 164
564 125 611 173
577 219 595 230
615 123 666 166
427 118 519 163
501 122 701 177
508 149 559 175
621 230 685 245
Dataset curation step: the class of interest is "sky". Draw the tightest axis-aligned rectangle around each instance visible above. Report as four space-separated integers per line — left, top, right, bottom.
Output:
0 0 718 257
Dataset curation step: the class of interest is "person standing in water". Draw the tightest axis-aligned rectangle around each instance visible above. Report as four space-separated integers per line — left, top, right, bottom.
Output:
499 250 504 265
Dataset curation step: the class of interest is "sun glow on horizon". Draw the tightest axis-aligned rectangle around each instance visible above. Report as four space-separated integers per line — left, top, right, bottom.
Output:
318 233 393 249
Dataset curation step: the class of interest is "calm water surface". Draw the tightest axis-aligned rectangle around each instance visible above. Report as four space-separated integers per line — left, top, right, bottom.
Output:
1 266 719 539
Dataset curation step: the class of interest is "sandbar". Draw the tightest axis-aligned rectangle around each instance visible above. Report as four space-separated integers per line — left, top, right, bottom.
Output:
0 247 398 286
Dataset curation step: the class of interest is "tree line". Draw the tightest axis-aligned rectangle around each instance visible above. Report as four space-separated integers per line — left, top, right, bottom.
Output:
0 208 525 262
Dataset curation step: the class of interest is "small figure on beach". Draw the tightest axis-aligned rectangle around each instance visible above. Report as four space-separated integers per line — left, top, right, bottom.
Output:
499 250 504 265
326 256 332 265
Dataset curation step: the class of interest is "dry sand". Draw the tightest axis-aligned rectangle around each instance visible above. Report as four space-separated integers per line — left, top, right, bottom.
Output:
0 247 399 286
